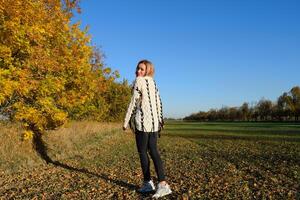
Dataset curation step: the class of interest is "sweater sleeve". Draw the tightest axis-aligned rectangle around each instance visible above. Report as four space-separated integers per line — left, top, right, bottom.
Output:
123 77 142 128
156 85 164 124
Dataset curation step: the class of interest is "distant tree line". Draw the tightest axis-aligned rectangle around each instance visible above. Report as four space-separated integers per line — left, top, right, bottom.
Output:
184 86 300 122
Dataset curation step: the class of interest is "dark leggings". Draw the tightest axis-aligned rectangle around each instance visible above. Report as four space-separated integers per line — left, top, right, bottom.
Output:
135 130 166 182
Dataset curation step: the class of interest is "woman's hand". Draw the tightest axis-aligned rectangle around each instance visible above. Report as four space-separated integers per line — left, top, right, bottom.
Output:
159 120 165 130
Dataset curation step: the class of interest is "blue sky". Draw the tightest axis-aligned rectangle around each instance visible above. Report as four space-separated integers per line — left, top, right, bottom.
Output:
73 0 300 118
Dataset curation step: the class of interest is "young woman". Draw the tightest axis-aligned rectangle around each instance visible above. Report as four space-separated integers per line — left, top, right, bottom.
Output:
123 60 172 198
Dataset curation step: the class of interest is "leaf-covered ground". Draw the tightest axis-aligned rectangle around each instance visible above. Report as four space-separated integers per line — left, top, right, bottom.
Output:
0 121 299 199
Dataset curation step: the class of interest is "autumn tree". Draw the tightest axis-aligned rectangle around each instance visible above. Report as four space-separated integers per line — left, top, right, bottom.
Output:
0 0 132 163
218 107 229 121
240 102 249 121
286 86 300 121
277 92 290 121
0 0 91 135
0 0 130 138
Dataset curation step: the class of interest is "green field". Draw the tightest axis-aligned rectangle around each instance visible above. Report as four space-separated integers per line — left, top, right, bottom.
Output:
165 121 300 140
164 121 300 199
0 121 299 199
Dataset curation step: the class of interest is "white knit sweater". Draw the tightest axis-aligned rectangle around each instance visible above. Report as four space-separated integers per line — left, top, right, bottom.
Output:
123 76 163 132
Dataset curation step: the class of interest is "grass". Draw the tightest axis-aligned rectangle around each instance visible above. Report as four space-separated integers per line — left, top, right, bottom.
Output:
165 121 300 141
0 121 299 199
165 121 300 199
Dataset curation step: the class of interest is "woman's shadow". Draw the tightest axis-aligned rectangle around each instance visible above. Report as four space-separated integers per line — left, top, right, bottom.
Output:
32 130 155 198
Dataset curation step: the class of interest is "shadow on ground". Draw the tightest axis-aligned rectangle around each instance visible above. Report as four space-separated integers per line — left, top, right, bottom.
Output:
31 129 159 199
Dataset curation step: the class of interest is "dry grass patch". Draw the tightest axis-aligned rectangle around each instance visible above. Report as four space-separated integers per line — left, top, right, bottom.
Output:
0 121 123 173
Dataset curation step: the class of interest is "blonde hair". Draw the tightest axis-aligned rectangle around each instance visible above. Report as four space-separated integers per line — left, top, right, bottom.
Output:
136 59 155 77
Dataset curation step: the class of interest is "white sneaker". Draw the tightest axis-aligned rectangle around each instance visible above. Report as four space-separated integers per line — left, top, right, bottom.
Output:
137 180 156 193
152 182 172 199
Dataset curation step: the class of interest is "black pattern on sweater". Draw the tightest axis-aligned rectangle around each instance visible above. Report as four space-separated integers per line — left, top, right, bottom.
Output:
145 79 155 132
153 80 160 123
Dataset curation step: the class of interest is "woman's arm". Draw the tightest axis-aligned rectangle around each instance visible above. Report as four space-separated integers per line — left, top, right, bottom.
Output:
155 84 164 128
123 77 142 129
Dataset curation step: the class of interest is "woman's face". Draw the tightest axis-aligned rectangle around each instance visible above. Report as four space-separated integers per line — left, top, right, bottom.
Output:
137 63 146 77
